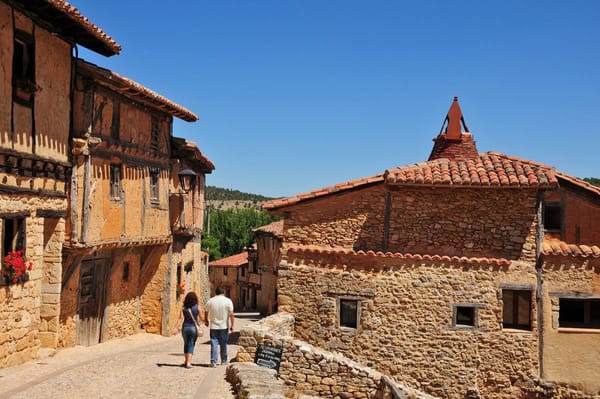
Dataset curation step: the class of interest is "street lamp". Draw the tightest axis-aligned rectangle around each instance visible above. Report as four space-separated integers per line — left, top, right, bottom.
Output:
178 169 197 193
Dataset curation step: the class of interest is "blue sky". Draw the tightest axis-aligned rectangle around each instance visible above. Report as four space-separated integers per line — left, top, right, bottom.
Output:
75 1 599 198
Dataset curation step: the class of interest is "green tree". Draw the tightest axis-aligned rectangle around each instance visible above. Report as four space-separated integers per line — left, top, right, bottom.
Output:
204 208 278 260
583 177 600 187
200 234 221 261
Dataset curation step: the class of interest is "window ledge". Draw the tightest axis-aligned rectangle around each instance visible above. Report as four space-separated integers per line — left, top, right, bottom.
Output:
558 327 600 334
502 328 533 333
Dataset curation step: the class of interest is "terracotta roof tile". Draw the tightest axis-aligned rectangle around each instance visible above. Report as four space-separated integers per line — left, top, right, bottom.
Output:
47 0 121 55
554 171 600 197
541 240 600 258
209 252 248 267
263 174 384 210
385 152 558 188
77 60 198 122
254 220 283 237
285 244 511 266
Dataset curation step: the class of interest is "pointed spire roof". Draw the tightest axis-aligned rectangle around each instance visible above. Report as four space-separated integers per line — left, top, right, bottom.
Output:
442 96 469 139
428 97 479 161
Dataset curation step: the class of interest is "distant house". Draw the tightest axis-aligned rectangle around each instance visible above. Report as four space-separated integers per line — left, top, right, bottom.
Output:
208 252 248 307
252 220 283 315
263 98 600 398
0 0 120 366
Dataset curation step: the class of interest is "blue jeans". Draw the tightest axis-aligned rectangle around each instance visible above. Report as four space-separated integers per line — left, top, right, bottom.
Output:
182 325 197 354
210 329 229 365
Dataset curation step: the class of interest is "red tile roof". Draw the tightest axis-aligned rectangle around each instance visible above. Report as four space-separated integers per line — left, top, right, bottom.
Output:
77 60 198 122
209 252 248 267
254 220 283 237
171 137 215 172
541 240 600 258
554 171 600 197
263 174 384 210
263 151 560 210
16 0 122 56
286 244 512 266
385 152 557 187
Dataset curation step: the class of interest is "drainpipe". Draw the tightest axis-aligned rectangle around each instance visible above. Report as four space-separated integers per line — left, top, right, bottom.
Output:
536 193 545 380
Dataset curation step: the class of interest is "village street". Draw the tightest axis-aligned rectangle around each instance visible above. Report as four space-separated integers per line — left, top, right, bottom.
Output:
0 313 259 399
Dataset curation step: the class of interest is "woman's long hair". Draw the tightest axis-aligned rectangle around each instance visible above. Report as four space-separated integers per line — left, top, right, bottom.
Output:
183 291 198 308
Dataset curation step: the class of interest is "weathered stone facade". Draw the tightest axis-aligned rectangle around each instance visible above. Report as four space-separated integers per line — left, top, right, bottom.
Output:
263 100 600 398
237 313 436 399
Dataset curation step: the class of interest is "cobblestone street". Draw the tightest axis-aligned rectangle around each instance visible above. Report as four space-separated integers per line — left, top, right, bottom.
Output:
0 314 258 399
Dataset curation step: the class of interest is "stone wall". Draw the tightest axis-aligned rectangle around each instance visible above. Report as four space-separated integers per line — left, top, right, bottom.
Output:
277 257 540 399
237 313 435 399
282 185 538 262
541 255 600 396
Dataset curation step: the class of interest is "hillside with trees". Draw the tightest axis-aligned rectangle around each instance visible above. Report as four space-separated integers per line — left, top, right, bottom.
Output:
202 186 278 260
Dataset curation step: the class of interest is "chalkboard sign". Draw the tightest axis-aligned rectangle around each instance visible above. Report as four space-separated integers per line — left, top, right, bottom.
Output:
254 344 283 373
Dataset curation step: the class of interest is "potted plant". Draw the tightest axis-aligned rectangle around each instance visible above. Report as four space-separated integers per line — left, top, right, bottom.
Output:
14 79 42 101
176 283 185 298
2 250 32 285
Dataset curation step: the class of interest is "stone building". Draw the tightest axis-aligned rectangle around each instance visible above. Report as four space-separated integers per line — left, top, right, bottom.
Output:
170 137 214 313
60 59 200 346
263 98 600 398
252 220 283 315
0 0 120 366
208 251 248 308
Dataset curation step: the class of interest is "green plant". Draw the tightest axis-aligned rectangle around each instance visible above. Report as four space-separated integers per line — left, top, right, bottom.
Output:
2 250 32 285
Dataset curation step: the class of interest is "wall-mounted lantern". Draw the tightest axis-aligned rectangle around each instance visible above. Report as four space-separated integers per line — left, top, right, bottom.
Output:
178 169 197 193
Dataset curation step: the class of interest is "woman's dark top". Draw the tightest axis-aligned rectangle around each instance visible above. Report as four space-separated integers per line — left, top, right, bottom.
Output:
183 304 199 327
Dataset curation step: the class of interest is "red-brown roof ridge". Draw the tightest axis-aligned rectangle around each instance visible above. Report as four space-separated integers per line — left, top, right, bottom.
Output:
47 0 121 55
208 252 248 267
263 173 384 210
285 244 512 266
77 59 198 122
542 239 600 258
254 220 283 237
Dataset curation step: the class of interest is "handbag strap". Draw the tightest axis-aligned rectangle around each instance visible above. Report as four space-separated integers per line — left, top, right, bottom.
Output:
186 307 200 329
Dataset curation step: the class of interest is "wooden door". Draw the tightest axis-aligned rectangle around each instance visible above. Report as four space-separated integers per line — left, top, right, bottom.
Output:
77 259 110 346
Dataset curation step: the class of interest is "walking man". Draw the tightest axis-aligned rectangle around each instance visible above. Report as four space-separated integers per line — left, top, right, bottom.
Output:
204 285 235 367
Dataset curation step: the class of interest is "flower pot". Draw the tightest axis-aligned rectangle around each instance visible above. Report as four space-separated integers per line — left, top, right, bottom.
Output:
15 87 32 101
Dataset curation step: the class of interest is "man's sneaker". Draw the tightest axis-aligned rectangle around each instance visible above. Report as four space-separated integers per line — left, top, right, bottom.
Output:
221 361 229 366
209 363 217 368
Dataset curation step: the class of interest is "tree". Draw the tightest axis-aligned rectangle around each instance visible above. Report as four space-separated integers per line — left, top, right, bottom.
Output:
583 177 600 187
203 208 278 260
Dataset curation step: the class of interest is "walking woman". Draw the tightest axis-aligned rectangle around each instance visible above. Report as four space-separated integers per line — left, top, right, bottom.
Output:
174 291 203 368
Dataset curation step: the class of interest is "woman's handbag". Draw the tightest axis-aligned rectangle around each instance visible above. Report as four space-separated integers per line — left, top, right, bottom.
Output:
186 308 204 336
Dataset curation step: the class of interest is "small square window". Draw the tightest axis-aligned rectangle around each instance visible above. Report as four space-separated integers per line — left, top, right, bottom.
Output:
454 305 477 327
543 203 561 231
339 298 359 329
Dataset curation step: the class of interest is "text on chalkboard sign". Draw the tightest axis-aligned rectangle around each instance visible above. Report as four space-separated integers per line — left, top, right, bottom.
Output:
254 344 283 372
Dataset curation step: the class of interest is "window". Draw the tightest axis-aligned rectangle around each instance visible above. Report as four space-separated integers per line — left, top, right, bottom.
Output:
241 266 246 277
2 217 26 258
13 31 35 104
559 298 600 329
223 267 228 276
543 202 561 231
110 164 122 200
149 169 159 202
453 305 478 327
503 290 532 330
339 298 359 329
122 262 129 282
151 116 159 152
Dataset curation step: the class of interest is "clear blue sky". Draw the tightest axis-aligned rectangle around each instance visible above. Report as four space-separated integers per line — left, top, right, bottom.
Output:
75 1 599 198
